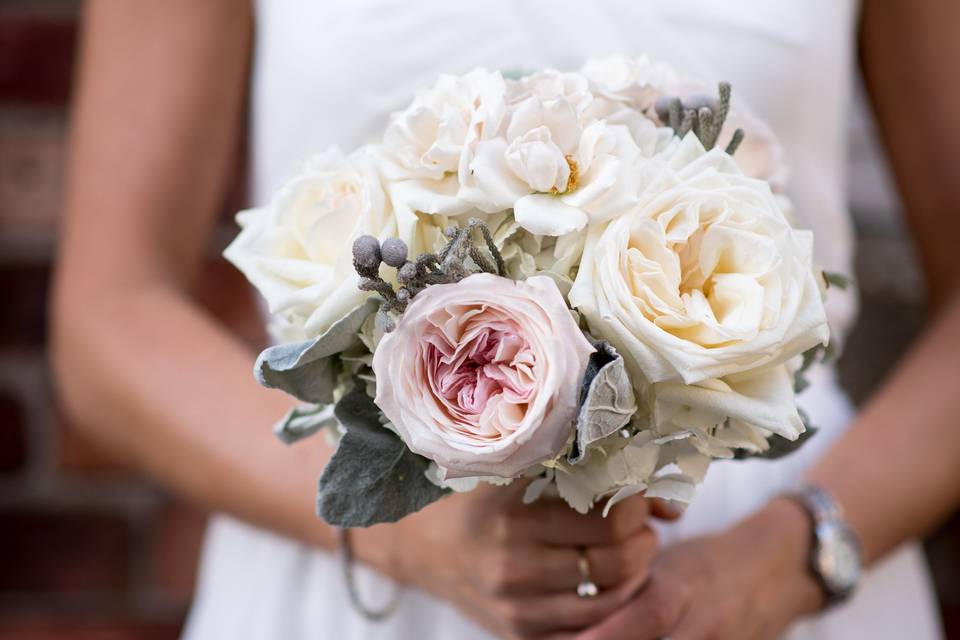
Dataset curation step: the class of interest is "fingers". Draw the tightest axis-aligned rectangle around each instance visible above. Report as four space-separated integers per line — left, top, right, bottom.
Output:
649 498 684 522
585 527 658 590
477 527 658 597
505 494 652 546
576 575 688 640
497 584 637 638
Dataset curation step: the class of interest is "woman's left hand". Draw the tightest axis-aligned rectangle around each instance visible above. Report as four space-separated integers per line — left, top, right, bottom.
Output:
577 498 826 640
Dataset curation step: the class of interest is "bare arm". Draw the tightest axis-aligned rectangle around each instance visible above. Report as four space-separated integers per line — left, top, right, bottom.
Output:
805 0 960 559
52 0 335 547
729 0 960 619
54 5 666 638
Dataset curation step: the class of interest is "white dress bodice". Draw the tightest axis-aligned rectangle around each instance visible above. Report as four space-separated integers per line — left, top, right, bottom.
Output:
183 2 943 638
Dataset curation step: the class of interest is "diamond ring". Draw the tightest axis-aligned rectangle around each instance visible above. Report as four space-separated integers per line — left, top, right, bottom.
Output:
576 549 599 598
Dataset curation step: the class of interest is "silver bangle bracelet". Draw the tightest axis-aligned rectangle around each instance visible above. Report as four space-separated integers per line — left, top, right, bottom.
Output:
337 527 403 622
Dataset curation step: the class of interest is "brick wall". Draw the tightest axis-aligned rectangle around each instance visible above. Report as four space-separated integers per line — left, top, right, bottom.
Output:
0 2 958 639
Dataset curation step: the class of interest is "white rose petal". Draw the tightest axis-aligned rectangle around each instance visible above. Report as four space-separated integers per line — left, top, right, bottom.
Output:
384 69 507 181
224 146 392 337
651 363 804 442
505 126 571 193
570 134 829 386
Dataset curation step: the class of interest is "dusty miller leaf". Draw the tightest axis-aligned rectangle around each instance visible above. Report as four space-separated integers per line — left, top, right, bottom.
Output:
273 404 336 444
316 385 448 527
568 341 637 464
255 299 377 404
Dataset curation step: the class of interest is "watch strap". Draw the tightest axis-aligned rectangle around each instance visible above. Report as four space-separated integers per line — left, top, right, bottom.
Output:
791 484 842 524
785 484 862 607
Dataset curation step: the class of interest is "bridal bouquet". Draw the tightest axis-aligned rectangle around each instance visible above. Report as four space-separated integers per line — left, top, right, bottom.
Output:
225 56 841 527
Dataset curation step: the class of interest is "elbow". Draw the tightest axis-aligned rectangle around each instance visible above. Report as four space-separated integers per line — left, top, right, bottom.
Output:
48 273 111 444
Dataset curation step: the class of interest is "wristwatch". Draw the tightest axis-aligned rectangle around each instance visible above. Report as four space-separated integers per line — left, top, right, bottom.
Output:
786 484 864 607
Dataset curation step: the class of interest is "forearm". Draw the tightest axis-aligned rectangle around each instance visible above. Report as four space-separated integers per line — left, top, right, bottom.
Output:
806 293 960 561
54 0 338 550
54 281 336 550
734 293 960 621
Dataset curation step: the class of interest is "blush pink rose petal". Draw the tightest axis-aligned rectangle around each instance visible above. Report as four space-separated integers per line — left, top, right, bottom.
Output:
373 273 594 478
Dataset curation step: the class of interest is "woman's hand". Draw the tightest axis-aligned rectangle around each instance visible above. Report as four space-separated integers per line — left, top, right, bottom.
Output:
356 484 677 640
577 498 824 640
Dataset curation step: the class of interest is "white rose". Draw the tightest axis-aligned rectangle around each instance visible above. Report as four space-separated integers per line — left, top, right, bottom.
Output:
224 146 393 337
569 134 829 386
456 69 588 213
461 68 675 234
512 119 673 236
649 362 804 454
384 68 507 179
505 69 594 149
504 127 570 194
382 68 507 215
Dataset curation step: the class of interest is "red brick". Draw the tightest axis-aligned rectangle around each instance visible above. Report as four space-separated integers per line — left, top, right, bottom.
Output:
0 387 27 472
0 619 182 640
0 263 49 347
0 110 66 251
145 504 206 601
0 508 131 593
0 16 76 106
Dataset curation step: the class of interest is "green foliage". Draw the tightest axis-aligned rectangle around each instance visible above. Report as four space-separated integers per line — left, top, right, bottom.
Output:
316 386 448 527
273 404 336 444
823 271 851 290
255 300 378 404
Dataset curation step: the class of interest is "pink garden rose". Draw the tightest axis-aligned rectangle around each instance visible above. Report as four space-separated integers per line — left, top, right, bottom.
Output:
373 273 594 478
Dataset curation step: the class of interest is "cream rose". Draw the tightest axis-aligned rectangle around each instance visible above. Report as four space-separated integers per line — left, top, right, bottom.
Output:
569 134 829 386
373 273 594 478
649 362 805 455
224 146 393 337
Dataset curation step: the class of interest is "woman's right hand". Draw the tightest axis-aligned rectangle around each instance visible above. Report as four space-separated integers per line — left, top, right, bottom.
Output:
355 483 675 640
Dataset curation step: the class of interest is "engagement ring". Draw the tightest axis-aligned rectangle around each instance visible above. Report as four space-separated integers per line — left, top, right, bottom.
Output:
576 549 599 598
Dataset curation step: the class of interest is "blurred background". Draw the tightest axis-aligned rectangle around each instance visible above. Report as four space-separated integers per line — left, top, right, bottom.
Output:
0 1 957 638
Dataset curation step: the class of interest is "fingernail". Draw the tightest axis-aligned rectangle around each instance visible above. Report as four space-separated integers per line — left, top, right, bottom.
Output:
657 498 685 518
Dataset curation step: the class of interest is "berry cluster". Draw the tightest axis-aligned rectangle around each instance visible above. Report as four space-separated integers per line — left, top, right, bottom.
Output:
351 219 506 332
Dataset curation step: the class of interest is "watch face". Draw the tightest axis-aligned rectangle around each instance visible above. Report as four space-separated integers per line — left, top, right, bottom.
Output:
815 522 863 594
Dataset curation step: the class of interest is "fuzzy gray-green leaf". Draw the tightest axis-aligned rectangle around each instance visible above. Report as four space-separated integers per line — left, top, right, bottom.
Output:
317 386 448 527
273 404 336 444
568 341 637 464
254 299 377 404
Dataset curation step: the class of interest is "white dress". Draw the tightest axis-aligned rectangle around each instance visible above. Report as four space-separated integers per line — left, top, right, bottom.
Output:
184 1 944 638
